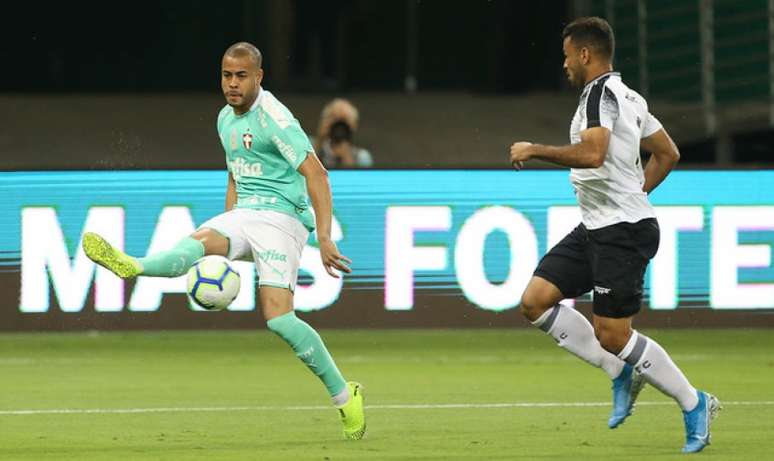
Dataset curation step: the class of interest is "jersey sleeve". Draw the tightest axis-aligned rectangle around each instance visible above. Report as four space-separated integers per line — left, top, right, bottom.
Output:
269 120 312 170
585 84 619 131
641 112 663 138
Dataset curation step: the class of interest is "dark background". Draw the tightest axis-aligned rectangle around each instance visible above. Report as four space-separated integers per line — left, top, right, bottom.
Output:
2 1 567 93
2 0 772 166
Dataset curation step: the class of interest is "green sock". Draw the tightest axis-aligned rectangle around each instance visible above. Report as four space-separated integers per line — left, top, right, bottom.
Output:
137 237 205 277
267 311 347 397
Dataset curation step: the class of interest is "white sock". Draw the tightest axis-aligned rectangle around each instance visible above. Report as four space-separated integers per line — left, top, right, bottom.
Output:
532 304 625 379
331 387 350 407
618 331 699 411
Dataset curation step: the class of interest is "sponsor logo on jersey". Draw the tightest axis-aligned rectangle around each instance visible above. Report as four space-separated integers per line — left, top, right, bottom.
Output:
594 285 611 295
229 157 262 180
242 132 253 150
271 135 298 164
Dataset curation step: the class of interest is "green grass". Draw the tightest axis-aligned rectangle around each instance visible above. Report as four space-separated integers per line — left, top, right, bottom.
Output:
1 328 772 460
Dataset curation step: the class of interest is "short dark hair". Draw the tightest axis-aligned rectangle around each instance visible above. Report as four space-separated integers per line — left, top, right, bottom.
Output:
562 17 615 61
224 42 263 68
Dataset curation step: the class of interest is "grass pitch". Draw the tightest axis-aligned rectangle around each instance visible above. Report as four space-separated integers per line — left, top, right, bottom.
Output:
1 328 772 460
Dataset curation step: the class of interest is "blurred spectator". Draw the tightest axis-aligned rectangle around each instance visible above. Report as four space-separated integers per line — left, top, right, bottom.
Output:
315 98 373 168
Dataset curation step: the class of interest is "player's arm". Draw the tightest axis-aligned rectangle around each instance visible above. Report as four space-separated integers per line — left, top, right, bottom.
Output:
298 153 352 278
225 171 237 211
510 127 611 169
640 128 680 194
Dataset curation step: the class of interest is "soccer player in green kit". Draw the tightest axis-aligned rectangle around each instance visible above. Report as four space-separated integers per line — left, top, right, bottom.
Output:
81 42 366 440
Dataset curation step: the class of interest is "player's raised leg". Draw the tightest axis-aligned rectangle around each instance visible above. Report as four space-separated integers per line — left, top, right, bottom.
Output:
598 318 721 453
82 228 226 279
82 232 143 279
521 276 643 428
260 286 365 440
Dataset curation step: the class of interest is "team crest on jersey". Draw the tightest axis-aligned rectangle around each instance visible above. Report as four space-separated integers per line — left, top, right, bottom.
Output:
242 132 253 150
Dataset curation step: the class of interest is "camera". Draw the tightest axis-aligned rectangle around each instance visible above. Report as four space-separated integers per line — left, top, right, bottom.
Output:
329 120 353 145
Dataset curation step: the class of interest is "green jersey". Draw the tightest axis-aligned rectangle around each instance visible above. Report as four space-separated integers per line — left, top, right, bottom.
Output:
217 88 315 230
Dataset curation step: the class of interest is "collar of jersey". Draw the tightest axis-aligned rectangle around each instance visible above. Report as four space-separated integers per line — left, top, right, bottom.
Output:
583 71 620 91
234 87 264 118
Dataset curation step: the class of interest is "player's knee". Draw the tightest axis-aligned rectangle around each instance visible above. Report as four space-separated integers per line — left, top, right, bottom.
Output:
595 328 628 355
191 228 229 256
191 228 212 241
260 289 294 324
519 290 549 322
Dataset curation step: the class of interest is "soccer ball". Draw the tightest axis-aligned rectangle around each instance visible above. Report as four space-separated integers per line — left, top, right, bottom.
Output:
186 255 241 311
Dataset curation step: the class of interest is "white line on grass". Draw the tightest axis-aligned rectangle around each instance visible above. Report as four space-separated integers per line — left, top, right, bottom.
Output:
1 401 772 416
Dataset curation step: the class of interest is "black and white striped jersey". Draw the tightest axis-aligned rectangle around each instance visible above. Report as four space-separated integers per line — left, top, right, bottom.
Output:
569 71 662 229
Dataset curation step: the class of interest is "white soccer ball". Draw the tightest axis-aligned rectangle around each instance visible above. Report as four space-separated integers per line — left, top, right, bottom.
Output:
186 255 241 311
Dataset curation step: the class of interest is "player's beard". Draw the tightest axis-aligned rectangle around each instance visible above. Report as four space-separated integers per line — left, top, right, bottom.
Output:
567 66 586 88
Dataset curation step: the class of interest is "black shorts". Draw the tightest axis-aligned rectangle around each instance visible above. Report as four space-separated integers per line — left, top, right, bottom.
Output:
533 218 660 318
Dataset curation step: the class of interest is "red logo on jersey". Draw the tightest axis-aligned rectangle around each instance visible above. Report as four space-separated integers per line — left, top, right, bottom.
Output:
242 133 253 150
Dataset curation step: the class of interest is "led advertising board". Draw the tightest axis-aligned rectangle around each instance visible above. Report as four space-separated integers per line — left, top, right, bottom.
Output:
2 170 772 330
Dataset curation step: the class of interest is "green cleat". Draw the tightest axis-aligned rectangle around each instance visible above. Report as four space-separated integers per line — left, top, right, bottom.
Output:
82 232 142 279
338 382 366 440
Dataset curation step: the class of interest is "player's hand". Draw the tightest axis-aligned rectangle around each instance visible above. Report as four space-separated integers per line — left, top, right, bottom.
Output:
319 239 352 278
510 142 533 170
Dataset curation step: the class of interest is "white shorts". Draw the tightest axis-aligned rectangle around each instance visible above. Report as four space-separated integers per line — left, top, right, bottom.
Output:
198 208 309 291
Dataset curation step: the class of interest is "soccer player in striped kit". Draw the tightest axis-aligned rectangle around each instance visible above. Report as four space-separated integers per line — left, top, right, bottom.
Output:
509 17 719 453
